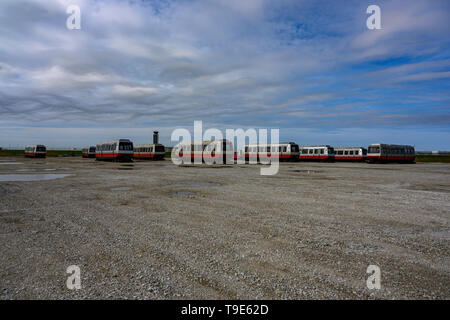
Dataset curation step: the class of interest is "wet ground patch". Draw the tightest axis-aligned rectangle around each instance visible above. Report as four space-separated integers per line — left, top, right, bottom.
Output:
0 174 73 182
110 187 133 191
172 191 196 197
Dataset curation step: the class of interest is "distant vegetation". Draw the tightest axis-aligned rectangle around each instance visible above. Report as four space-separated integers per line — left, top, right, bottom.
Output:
415 155 450 163
1 150 449 163
0 149 82 157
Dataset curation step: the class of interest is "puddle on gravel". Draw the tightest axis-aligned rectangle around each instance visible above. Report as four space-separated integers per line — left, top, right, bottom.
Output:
16 169 36 172
0 174 73 181
0 162 23 165
110 187 133 191
172 191 195 197
290 169 322 174
166 181 220 188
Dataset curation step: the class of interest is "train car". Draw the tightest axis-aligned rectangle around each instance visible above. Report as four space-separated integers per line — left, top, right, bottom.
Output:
173 139 234 164
82 146 96 158
95 139 133 161
367 143 415 163
298 145 335 161
335 147 367 161
242 142 300 163
24 145 46 158
133 144 165 160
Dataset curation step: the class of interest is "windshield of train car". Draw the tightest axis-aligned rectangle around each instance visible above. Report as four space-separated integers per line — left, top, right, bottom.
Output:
368 146 380 153
328 147 334 154
155 146 165 152
119 142 133 151
291 145 299 152
36 146 46 152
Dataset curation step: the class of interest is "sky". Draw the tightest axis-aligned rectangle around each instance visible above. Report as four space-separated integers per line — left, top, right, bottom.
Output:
0 0 449 150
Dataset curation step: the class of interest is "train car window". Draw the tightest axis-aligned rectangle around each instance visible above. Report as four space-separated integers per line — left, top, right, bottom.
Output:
320 149 324 154
344 151 348 155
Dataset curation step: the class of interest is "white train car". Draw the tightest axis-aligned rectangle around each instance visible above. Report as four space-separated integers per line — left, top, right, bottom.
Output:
335 147 367 161
298 145 335 161
242 142 299 163
172 139 234 164
24 145 46 158
95 139 133 161
133 144 165 160
82 146 96 158
367 143 415 163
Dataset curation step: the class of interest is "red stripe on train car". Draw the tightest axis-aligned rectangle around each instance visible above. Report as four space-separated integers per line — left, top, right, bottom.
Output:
299 155 333 159
335 156 365 160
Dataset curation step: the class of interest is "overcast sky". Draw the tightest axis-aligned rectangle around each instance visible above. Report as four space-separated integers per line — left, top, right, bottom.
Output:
0 0 449 149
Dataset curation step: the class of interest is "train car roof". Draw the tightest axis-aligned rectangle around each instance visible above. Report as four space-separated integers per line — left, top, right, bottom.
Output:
178 139 232 144
369 143 414 148
134 143 165 147
97 139 132 144
335 147 366 150
245 142 298 146
298 145 333 148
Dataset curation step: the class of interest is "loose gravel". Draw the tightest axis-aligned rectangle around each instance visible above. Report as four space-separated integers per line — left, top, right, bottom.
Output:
0 157 449 299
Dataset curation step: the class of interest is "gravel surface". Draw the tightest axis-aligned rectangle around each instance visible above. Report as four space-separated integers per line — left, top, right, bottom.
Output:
0 157 449 299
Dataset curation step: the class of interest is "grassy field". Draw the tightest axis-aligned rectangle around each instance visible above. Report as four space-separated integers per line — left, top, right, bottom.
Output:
415 155 450 163
0 149 82 157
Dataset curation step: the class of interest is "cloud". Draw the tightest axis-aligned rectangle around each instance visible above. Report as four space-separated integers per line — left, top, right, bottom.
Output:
0 0 449 148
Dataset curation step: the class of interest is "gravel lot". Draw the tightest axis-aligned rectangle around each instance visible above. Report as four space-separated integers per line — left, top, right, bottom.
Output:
0 157 449 299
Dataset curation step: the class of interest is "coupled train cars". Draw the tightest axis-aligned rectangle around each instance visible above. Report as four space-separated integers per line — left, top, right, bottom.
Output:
172 139 234 164
82 146 96 158
243 142 299 162
367 144 415 163
21 139 416 164
335 147 367 161
24 145 46 158
133 144 166 160
96 139 134 161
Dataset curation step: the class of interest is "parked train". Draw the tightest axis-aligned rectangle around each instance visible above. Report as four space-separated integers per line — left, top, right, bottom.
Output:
82 146 96 158
24 145 46 158
242 142 300 162
95 139 133 161
298 145 335 161
367 144 415 163
335 147 367 161
172 139 234 164
133 144 165 160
